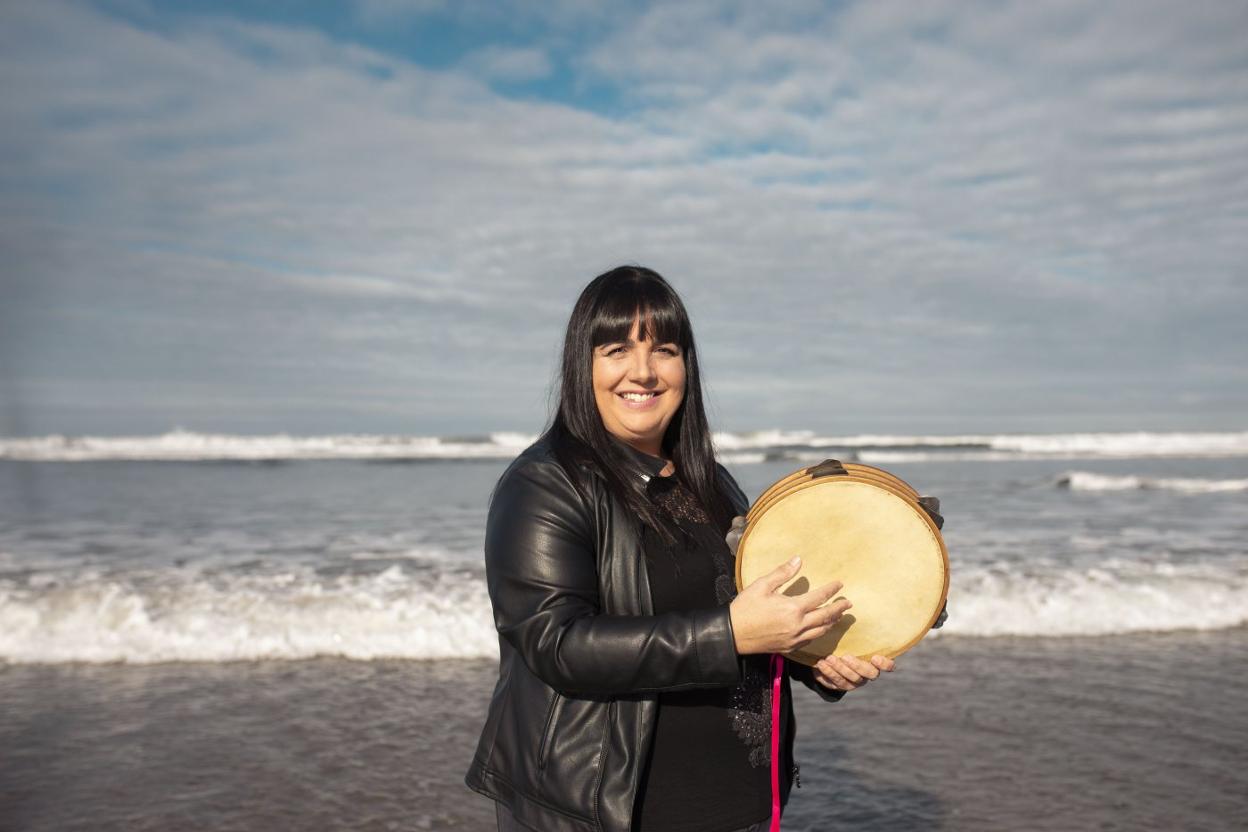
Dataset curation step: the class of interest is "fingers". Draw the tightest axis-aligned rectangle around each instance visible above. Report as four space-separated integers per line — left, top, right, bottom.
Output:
812 663 848 691
814 657 860 688
758 556 802 593
800 580 845 611
753 557 846 608
813 654 895 692
835 655 875 683
798 597 851 637
812 657 853 691
792 580 849 641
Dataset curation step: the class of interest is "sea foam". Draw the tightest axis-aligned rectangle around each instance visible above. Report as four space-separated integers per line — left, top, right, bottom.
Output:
0 563 498 664
1057 471 1248 494
941 558 1248 637
3 555 1246 664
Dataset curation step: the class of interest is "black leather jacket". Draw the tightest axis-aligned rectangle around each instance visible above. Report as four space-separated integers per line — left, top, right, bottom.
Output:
464 436 842 832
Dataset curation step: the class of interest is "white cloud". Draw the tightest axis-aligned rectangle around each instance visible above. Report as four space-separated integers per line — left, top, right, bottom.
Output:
1 0 1245 435
460 45 553 82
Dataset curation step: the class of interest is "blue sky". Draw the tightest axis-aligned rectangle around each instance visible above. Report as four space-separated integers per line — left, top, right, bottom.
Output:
2 0 1246 438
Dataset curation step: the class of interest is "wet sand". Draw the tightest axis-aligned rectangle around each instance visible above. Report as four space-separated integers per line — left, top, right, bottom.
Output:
2 630 1246 831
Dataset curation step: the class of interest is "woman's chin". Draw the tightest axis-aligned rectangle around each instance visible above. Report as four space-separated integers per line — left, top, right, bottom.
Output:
609 419 667 446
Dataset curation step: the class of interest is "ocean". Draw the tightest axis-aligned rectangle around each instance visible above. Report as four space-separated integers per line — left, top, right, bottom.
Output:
2 429 1247 830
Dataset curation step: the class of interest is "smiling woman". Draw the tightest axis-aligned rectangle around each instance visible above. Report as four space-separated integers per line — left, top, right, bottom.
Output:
464 266 882 832
592 318 686 463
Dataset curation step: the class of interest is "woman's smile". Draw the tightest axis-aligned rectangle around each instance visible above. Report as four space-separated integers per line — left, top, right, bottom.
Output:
617 390 662 409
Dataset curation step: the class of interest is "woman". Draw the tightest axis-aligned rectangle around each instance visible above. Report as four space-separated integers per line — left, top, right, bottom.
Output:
465 266 925 832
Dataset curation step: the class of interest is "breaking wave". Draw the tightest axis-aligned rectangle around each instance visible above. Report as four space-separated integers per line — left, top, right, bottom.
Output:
0 561 497 664
1058 471 1248 494
941 557 1248 637
3 554 1246 663
3 428 1246 462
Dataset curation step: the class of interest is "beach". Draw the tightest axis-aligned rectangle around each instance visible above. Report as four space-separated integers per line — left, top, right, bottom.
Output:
3 629 1246 831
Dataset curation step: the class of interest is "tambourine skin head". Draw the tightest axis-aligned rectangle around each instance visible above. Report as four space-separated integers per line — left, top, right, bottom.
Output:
736 478 948 665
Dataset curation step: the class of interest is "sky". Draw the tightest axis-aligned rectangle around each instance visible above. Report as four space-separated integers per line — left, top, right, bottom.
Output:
1 0 1246 438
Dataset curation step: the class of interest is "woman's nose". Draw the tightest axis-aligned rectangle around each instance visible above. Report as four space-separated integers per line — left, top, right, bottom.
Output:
628 349 657 382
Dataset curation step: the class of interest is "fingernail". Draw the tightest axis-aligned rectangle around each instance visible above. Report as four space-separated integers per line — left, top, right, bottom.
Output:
789 556 800 566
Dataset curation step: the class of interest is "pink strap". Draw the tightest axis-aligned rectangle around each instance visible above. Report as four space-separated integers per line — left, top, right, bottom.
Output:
768 652 784 831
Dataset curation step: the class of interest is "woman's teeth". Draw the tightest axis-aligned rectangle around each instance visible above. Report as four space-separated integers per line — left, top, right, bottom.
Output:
621 392 658 401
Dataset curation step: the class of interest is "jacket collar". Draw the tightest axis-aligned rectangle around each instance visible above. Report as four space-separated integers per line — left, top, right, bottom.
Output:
607 435 670 482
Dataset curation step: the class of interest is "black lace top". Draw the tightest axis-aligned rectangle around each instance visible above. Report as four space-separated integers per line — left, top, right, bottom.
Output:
619 444 773 832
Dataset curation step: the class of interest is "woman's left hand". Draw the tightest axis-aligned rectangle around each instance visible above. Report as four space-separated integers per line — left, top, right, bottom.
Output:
811 653 895 693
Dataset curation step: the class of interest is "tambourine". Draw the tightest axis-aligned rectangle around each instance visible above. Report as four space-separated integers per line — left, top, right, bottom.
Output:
734 459 948 666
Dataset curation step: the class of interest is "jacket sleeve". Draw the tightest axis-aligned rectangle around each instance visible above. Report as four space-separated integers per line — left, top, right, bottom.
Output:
485 458 743 697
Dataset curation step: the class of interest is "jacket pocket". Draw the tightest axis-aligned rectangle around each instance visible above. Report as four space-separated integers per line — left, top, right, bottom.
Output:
537 691 565 770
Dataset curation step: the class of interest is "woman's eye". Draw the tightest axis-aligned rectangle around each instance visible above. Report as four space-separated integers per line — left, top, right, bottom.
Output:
658 346 680 355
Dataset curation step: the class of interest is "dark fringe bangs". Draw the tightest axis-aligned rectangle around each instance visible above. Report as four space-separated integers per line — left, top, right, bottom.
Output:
588 281 689 350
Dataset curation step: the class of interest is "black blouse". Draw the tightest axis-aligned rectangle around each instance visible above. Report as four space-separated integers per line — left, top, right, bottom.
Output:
615 442 773 832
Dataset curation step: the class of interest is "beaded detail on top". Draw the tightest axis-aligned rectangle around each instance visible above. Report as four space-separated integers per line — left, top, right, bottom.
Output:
649 475 710 525
729 660 773 767
647 474 773 769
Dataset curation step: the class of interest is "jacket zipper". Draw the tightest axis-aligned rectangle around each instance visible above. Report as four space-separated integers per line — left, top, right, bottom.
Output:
537 691 564 770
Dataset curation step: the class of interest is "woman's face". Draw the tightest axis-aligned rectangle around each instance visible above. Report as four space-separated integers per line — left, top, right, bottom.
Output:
591 315 686 457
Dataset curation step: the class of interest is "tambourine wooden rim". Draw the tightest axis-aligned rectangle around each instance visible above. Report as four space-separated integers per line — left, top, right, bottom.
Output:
746 461 920 524
748 469 894 528
754 460 922 504
736 471 948 665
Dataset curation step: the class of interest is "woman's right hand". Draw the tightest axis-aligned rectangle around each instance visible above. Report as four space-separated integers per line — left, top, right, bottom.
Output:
728 557 852 655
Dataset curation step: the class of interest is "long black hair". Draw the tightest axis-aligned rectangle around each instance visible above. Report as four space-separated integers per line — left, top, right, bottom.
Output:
542 265 735 541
